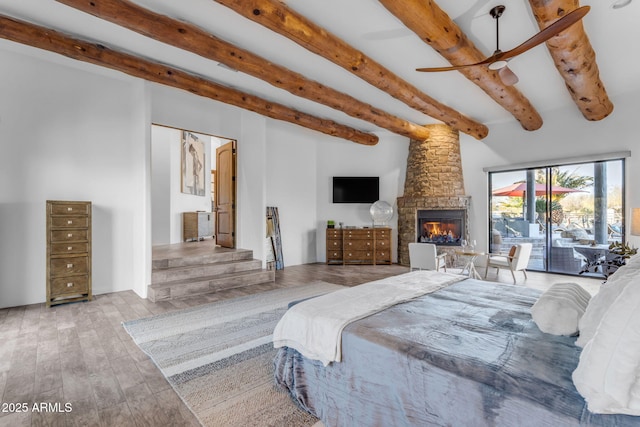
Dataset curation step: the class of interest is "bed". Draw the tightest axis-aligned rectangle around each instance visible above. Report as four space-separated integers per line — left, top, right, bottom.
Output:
273 270 640 426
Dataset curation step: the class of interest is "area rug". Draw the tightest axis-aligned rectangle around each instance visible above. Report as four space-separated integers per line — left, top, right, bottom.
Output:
123 282 343 427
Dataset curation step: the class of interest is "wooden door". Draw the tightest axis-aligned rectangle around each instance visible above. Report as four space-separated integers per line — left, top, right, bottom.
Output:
215 140 236 248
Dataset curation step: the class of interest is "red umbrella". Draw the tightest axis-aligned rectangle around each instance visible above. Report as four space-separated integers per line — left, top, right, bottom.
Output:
492 182 584 197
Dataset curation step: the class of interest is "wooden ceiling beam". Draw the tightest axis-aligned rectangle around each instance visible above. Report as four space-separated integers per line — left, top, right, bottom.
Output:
377 0 543 132
212 0 489 140
528 0 613 121
55 0 432 141
0 15 378 145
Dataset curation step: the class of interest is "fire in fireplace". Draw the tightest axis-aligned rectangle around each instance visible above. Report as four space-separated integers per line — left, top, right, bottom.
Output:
417 209 465 246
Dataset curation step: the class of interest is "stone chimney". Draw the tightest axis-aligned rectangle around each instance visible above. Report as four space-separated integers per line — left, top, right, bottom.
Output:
397 124 470 265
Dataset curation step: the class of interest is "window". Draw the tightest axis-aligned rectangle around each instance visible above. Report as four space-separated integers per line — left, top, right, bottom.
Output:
488 159 625 277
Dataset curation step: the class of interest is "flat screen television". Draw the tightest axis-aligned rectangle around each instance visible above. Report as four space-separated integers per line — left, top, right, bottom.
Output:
332 176 379 203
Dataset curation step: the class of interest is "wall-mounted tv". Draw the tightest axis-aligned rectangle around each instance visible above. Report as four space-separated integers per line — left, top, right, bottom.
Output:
332 176 379 204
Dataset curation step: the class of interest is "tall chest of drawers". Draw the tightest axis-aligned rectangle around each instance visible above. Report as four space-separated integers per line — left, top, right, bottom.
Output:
46 200 92 307
325 227 391 265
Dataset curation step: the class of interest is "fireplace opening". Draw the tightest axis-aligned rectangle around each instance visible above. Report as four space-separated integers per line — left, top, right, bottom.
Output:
417 209 465 246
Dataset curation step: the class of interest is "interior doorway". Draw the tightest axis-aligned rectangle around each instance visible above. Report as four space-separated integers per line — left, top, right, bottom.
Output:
150 124 236 246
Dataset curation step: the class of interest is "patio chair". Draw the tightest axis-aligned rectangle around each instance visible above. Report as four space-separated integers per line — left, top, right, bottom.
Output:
484 243 532 284
408 243 447 272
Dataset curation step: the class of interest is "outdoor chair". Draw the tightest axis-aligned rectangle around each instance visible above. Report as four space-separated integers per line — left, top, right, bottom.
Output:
484 243 532 284
408 243 447 272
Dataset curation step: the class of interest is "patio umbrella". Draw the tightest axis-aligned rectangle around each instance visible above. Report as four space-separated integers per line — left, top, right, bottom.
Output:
492 182 584 197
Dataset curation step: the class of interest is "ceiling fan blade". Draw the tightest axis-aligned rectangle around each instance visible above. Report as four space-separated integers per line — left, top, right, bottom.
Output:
498 66 519 86
416 53 499 72
501 6 590 60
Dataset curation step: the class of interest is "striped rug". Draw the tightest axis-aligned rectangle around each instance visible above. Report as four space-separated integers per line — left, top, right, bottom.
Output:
123 282 343 427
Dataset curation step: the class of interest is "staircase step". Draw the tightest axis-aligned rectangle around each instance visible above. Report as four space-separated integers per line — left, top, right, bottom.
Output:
148 269 276 302
152 259 262 284
152 248 253 270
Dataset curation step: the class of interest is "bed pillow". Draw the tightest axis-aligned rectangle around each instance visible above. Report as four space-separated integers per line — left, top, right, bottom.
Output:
576 253 640 347
572 265 640 415
530 282 591 336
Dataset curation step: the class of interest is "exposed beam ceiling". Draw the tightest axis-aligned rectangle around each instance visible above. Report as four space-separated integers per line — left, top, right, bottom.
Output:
0 15 379 145
528 0 613 121
55 0 434 141
212 0 489 140
377 0 543 131
0 0 633 145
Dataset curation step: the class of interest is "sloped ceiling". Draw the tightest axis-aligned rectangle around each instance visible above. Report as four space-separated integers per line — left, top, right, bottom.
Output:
0 0 638 143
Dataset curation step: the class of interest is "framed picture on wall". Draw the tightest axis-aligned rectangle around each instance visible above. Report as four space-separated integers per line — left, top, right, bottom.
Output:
181 131 206 196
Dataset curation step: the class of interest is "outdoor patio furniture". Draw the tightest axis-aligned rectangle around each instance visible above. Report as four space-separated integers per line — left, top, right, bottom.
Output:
547 245 584 274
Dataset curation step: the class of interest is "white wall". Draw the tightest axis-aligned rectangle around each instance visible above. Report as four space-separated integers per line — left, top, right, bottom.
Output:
0 44 149 308
265 121 319 265
315 133 410 263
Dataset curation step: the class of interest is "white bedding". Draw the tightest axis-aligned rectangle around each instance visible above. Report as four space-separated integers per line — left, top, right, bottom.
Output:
272 270 464 366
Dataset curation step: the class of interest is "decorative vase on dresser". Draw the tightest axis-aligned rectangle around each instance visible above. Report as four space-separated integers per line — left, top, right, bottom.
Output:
46 200 92 307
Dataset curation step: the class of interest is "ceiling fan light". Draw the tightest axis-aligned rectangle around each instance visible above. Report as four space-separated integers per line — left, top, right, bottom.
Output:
488 60 508 70
499 66 519 86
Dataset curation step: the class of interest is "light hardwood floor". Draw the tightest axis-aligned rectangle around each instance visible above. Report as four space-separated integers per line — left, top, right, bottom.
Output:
0 263 602 426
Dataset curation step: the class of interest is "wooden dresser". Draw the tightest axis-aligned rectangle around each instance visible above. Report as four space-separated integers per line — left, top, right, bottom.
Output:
326 227 391 265
183 212 214 241
46 200 92 307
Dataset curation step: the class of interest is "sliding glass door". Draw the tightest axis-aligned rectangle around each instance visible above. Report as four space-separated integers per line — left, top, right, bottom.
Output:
488 159 625 276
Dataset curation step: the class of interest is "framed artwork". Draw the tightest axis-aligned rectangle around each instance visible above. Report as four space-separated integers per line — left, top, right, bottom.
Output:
181 131 206 196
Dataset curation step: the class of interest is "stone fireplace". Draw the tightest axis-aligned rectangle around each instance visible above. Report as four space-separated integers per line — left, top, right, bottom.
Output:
397 124 470 265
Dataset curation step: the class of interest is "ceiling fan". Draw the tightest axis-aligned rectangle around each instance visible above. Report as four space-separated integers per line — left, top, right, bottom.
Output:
416 5 590 86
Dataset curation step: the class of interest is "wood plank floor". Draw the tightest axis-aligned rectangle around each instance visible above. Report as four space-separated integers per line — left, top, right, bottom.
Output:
0 263 602 426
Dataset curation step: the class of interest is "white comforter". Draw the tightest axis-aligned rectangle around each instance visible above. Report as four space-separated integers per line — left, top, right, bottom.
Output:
272 270 465 366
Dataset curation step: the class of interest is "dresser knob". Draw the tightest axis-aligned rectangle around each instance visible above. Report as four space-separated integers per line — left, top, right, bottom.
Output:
67 207 73 211
67 233 73 238
67 263 73 269
67 220 73 225
67 246 72 251
67 282 73 287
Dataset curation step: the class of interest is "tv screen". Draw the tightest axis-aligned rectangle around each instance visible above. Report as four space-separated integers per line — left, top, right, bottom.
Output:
332 177 379 203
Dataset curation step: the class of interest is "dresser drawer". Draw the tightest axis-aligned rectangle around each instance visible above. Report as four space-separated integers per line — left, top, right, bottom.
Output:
327 250 343 260
327 239 343 249
50 229 88 243
49 202 90 216
326 229 342 239
50 216 89 229
344 229 373 239
376 239 390 249
375 228 390 238
50 256 89 276
50 242 89 255
344 250 374 261
344 239 373 250
376 250 391 262
50 275 89 296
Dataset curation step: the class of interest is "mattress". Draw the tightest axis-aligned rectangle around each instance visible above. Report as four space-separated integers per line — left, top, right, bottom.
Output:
274 278 639 426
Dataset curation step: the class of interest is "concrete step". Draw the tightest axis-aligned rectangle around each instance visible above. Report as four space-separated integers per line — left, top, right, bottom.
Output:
152 248 254 270
151 259 263 284
148 269 276 302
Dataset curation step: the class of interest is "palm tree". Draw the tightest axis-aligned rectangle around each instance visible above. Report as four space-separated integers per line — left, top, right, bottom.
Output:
535 167 593 225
